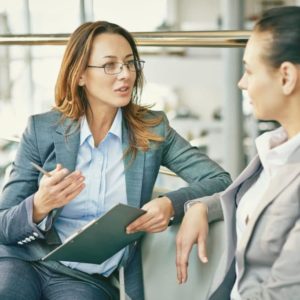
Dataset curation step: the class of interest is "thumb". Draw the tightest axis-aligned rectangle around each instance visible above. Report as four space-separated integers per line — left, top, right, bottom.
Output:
56 163 63 170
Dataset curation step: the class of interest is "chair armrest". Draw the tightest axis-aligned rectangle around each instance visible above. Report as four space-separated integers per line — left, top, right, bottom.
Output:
142 221 225 300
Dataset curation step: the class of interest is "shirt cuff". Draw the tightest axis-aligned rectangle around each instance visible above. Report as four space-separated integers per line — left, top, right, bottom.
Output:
37 216 50 231
184 193 223 223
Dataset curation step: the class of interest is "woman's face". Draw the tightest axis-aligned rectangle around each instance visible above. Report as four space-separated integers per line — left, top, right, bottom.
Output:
80 33 137 110
238 31 284 121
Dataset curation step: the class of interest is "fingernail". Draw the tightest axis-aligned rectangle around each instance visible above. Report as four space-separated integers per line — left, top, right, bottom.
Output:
202 257 208 263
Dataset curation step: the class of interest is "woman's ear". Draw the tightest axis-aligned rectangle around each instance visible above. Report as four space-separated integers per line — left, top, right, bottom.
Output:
280 62 299 95
78 74 86 86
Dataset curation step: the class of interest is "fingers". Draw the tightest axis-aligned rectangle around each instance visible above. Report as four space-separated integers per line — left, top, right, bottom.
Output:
175 202 209 284
126 211 169 233
41 164 83 192
51 170 83 193
198 237 208 263
176 234 192 284
34 166 85 221
47 167 70 185
55 175 85 203
126 213 151 233
176 236 208 284
57 180 85 206
49 163 62 176
128 219 166 233
46 171 84 205
127 197 174 233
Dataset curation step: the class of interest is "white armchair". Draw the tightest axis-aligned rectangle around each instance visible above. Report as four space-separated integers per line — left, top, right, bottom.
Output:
142 220 225 300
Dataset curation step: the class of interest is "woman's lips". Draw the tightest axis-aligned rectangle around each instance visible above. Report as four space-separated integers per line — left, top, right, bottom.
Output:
114 86 130 96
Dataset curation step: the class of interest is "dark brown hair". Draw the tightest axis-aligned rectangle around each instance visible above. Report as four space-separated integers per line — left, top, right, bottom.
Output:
254 6 300 68
54 21 163 158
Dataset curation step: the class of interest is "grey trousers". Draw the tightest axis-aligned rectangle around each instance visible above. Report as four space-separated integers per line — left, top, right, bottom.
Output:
0 258 119 300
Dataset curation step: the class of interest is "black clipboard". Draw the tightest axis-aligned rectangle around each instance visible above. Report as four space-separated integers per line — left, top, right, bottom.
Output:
42 203 146 264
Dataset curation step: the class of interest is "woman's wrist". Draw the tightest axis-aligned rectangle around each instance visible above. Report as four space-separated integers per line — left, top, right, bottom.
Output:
32 193 49 223
188 202 208 217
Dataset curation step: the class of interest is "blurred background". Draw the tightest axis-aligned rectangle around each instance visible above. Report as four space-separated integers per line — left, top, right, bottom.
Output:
0 0 297 190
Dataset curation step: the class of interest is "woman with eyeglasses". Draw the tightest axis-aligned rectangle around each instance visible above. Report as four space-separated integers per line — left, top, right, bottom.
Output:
176 6 300 300
0 21 231 300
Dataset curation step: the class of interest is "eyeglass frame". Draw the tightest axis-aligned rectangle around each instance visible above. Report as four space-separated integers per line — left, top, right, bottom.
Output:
87 60 145 75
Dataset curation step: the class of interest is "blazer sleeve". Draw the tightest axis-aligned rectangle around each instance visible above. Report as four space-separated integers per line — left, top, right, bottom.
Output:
0 116 47 244
241 216 300 300
159 113 231 223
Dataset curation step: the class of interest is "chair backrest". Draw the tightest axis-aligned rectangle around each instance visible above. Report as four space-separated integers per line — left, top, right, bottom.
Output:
142 220 225 300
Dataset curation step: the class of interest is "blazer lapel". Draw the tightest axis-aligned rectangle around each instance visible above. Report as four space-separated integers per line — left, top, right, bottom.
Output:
237 162 300 277
46 117 80 244
217 156 261 280
53 118 80 171
223 155 261 196
122 122 145 208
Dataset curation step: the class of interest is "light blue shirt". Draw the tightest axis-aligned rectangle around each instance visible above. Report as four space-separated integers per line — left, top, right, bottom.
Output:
55 109 127 276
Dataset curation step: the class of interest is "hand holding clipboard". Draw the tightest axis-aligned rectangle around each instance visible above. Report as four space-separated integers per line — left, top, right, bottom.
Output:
42 203 146 264
31 162 146 264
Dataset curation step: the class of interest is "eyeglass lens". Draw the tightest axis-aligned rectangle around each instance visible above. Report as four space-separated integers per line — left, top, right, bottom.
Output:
105 61 144 75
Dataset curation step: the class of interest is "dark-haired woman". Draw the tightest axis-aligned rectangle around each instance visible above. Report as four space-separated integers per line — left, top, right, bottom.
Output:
0 21 230 300
176 6 300 300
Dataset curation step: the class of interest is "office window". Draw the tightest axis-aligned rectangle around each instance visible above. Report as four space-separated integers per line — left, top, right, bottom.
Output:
92 0 168 31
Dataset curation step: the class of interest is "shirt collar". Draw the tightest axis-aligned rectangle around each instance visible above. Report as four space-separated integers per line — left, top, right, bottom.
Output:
255 126 300 176
109 108 122 140
80 108 123 146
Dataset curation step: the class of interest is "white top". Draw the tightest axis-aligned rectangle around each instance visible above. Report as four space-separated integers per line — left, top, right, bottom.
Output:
231 127 300 299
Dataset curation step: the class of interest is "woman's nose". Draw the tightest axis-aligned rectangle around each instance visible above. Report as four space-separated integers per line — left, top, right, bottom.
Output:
238 73 247 90
117 64 131 79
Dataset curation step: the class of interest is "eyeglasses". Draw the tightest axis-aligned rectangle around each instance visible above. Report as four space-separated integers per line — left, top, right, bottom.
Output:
87 60 145 75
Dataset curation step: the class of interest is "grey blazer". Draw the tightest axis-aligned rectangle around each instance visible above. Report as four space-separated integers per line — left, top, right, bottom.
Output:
201 143 300 300
0 109 231 300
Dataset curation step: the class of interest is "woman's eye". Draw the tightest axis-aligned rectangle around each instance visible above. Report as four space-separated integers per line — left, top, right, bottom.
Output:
127 60 135 67
104 62 117 69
